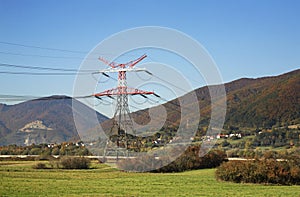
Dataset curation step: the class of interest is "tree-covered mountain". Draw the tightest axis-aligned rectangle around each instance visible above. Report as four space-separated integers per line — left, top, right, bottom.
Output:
0 96 108 146
126 69 300 132
1 69 299 146
223 69 300 128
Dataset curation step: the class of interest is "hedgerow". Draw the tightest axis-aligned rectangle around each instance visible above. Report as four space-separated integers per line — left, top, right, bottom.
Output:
216 155 300 185
32 156 91 169
117 145 227 172
59 156 91 169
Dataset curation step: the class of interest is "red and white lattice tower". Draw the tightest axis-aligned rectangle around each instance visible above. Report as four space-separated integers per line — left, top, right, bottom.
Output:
93 54 154 157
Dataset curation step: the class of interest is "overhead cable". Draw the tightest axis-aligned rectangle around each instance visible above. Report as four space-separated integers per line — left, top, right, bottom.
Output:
0 63 97 72
0 41 86 54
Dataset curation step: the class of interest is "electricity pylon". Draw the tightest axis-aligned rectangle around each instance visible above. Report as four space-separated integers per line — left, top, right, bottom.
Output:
93 54 154 158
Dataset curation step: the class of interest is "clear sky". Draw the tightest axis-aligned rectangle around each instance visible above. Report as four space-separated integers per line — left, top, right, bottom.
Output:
0 0 299 110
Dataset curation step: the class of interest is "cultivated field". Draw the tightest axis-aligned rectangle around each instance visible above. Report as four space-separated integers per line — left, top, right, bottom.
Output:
1 161 300 196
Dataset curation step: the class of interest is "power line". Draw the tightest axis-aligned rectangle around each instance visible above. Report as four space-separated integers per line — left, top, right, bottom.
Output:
0 56 196 111
0 70 109 76
93 95 179 128
0 41 87 54
0 93 180 128
0 93 184 128
34 95 94 100
92 72 118 83
0 94 93 102
0 63 97 72
84 68 192 113
0 50 142 61
0 41 136 58
0 51 85 59
146 55 208 91
0 62 105 76
144 70 187 94
0 71 90 75
93 71 182 112
128 103 180 128
0 50 115 60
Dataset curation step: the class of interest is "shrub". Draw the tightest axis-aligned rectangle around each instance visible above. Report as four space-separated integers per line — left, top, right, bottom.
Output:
0 156 36 161
48 157 60 169
168 147 226 172
117 145 227 172
60 156 91 169
117 155 164 172
216 157 300 185
33 163 48 169
35 155 55 161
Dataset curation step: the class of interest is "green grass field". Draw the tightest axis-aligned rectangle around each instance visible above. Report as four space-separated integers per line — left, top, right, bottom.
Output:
1 160 300 196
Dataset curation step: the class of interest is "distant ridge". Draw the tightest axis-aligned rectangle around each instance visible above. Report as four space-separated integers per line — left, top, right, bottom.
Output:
0 96 108 146
223 69 300 127
1 69 299 146
120 69 300 131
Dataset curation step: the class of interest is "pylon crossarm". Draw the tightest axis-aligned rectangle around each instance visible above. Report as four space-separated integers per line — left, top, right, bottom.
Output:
93 67 147 74
98 54 147 69
93 87 154 97
125 54 147 68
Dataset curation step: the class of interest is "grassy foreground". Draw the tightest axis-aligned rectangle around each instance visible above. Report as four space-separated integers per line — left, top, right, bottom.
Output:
1 161 300 196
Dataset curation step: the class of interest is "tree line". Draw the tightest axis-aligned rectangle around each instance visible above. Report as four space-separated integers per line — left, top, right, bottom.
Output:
0 142 91 156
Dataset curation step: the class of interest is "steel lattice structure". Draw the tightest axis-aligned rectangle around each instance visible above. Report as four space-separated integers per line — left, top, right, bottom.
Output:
93 54 154 157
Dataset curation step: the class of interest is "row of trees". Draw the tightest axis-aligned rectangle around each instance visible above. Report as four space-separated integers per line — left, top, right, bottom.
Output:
0 142 91 156
217 127 300 157
34 156 91 169
252 128 300 147
216 152 300 185
117 145 227 172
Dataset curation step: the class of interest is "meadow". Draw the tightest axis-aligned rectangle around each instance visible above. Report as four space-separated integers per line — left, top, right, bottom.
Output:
1 160 300 196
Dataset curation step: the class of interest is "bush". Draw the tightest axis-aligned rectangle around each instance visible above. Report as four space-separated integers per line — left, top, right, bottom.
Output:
216 158 300 185
117 155 164 172
33 163 48 169
60 156 91 169
0 156 36 161
117 145 227 172
35 155 56 161
49 159 60 169
155 148 227 173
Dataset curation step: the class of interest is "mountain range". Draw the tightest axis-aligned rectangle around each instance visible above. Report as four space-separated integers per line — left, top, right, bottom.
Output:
223 69 299 128
0 69 299 146
124 69 300 133
0 96 108 146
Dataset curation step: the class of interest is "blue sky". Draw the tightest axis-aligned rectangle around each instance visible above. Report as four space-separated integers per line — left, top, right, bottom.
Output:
0 0 299 109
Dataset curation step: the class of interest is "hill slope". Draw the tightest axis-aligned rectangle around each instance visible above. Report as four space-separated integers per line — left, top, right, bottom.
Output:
1 69 299 146
224 69 300 128
121 69 300 133
0 96 108 146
